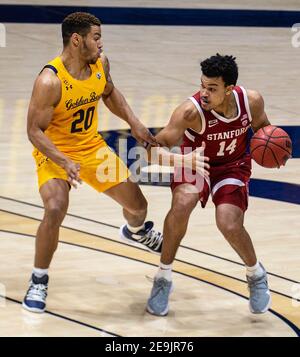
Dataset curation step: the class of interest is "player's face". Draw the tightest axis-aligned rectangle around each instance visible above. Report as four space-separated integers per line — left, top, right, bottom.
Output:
81 25 103 64
200 75 231 111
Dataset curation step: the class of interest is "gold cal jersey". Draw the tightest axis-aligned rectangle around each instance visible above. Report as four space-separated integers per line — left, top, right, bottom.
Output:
41 56 107 154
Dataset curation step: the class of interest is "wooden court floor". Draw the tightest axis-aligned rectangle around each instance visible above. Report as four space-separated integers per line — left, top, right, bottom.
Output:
0 0 299 336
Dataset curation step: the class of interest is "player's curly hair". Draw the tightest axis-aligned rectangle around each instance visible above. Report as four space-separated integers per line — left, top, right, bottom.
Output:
62 12 101 46
200 54 238 86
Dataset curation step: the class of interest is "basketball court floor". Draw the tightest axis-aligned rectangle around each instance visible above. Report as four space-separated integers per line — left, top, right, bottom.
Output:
0 0 299 336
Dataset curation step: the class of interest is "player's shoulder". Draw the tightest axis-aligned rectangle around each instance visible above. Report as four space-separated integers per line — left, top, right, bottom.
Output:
245 89 264 106
99 52 109 75
32 67 61 105
245 89 265 113
175 99 199 123
100 52 108 64
37 67 61 91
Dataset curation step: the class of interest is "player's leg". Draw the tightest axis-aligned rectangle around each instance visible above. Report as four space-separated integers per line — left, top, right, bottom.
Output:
104 178 164 253
161 184 199 264
215 198 271 314
23 179 69 313
215 203 257 266
35 179 69 268
104 178 147 227
147 183 199 316
80 144 162 253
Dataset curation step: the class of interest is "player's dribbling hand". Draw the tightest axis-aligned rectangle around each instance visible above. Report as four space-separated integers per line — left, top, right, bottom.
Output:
63 159 82 189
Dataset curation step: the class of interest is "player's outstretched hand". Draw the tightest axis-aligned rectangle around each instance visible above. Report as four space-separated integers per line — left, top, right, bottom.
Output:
184 142 210 179
131 121 157 147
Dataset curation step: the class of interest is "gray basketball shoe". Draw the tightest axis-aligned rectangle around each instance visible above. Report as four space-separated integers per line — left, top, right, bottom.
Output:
247 263 271 314
147 277 173 316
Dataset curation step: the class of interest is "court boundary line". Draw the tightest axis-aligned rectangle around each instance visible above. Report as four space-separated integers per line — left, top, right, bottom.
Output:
0 207 297 300
0 294 120 337
1 227 299 337
0 227 295 301
1 196 298 285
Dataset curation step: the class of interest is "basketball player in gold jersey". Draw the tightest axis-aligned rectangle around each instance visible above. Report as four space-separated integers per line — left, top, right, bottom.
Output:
23 12 163 313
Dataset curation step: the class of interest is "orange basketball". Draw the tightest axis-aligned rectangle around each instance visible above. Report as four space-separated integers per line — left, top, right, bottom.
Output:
250 125 292 168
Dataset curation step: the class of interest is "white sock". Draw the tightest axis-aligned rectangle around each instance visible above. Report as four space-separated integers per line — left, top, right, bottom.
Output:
246 261 264 278
155 262 172 282
33 267 48 278
127 223 145 234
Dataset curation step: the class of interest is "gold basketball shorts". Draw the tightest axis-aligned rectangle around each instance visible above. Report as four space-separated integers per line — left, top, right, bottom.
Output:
33 142 130 192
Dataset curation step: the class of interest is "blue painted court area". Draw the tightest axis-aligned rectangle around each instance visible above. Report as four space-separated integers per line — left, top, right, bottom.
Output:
101 126 300 205
0 4 299 27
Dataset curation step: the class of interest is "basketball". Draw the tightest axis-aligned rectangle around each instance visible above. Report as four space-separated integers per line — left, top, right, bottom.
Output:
250 125 292 168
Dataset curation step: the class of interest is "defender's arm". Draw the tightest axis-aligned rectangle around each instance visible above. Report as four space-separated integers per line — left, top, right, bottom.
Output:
27 69 81 187
100 54 156 146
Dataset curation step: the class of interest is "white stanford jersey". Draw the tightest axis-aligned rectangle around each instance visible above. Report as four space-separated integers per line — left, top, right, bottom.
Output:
183 86 253 165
